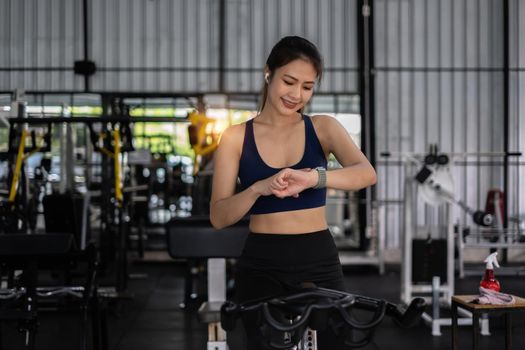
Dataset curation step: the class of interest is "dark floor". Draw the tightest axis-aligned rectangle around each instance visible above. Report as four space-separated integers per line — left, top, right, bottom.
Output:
2 260 525 350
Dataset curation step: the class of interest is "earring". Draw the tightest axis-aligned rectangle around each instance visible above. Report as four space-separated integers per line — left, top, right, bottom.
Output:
264 73 270 83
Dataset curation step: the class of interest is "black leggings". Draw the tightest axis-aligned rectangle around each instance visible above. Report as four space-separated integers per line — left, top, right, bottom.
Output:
233 229 345 350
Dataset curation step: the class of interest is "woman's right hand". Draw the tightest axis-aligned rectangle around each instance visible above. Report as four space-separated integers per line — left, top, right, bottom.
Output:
250 172 284 197
250 168 313 198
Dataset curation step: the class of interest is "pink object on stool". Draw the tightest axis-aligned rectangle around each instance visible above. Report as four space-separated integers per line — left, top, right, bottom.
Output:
474 287 515 305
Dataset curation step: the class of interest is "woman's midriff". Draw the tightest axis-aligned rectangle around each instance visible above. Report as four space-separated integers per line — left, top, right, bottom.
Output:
248 206 328 234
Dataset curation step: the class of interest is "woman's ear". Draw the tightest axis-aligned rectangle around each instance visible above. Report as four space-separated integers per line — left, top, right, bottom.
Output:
264 66 271 84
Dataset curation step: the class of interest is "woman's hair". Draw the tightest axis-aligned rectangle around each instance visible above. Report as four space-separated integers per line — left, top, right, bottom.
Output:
258 36 323 113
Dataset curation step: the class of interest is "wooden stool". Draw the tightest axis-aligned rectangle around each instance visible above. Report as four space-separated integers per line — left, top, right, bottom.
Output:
451 294 525 350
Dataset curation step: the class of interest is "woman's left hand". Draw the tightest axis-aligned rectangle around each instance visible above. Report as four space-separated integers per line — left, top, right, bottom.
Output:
270 168 317 198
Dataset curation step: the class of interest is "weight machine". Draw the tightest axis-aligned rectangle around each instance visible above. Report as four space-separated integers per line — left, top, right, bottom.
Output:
382 146 521 335
456 192 525 278
0 114 51 233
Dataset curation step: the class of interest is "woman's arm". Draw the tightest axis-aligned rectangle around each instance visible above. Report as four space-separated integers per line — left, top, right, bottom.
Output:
269 116 376 198
312 115 377 190
209 125 253 229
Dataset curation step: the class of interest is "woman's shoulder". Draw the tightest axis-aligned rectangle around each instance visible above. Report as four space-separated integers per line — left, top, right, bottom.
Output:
223 121 246 135
308 114 345 151
218 121 247 149
309 113 335 122
308 114 339 131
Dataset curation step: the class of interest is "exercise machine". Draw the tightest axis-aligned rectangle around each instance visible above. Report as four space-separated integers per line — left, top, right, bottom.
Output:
221 287 425 349
456 189 525 277
0 234 101 350
382 146 521 335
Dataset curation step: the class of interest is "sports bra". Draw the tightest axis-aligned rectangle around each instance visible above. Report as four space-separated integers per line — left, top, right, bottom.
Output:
238 115 327 214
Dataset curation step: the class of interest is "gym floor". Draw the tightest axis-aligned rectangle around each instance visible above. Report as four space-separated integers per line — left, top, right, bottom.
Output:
2 258 524 350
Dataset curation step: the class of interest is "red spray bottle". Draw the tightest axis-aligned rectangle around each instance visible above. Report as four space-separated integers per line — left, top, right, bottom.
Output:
480 252 500 292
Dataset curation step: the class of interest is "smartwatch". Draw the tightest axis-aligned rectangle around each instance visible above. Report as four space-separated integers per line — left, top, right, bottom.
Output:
313 167 327 189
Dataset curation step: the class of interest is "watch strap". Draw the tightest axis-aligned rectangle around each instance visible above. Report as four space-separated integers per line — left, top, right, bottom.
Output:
313 167 326 189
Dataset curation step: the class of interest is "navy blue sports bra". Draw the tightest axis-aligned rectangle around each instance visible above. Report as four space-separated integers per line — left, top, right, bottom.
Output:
238 115 327 215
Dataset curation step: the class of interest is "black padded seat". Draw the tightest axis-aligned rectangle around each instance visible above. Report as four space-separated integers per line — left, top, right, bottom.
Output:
0 233 74 256
166 217 249 259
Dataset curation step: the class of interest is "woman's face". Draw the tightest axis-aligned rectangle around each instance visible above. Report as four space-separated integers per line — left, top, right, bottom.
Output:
266 59 317 116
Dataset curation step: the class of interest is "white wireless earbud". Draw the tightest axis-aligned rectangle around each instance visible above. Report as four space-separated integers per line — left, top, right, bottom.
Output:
264 73 270 83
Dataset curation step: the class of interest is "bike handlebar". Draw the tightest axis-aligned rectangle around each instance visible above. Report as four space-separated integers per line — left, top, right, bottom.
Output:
221 287 425 336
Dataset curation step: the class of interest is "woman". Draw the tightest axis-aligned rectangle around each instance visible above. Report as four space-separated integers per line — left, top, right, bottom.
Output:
210 36 376 349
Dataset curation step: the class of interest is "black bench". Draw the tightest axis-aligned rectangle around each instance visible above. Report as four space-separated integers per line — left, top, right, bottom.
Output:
0 233 100 350
166 217 249 348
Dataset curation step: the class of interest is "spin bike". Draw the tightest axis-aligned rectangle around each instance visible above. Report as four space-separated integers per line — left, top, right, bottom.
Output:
221 286 425 349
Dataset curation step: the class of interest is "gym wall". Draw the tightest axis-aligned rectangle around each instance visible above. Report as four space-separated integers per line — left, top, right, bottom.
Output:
0 0 85 90
1 0 523 252
374 0 525 248
0 0 359 94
